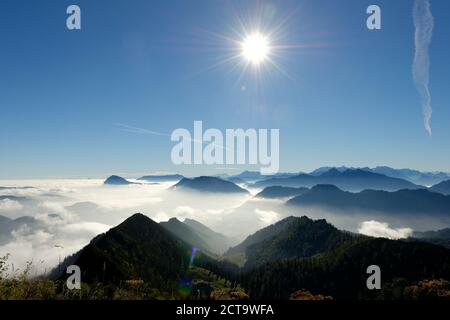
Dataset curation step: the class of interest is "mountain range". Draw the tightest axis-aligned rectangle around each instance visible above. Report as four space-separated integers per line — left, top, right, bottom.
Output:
100 166 450 196
310 166 450 186
230 171 299 182
286 184 450 216
51 213 450 300
243 236 450 299
230 216 450 299
224 216 359 270
253 169 423 192
99 165 450 188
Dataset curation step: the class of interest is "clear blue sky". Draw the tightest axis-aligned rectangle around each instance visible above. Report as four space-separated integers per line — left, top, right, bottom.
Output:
1 0 450 179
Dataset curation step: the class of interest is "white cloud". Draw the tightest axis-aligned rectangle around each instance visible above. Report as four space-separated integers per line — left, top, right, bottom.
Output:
151 211 171 223
173 206 195 217
358 220 413 239
60 221 110 236
38 201 68 214
206 209 225 214
255 208 280 225
0 218 111 277
413 0 434 135
0 199 24 213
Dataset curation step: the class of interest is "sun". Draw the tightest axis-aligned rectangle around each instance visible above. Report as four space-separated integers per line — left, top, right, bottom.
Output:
241 32 270 66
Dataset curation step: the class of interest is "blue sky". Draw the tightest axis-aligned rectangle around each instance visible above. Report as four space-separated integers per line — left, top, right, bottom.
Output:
1 0 450 179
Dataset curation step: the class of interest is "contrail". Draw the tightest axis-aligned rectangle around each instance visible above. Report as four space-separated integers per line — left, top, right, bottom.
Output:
114 123 170 137
412 0 434 136
114 123 229 150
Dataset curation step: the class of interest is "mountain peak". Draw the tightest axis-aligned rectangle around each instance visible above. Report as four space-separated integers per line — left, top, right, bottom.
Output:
125 212 150 222
114 213 160 232
104 175 131 185
172 176 249 194
167 217 182 223
225 215 355 270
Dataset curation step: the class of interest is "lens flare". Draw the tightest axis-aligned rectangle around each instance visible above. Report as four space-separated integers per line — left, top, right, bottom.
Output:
189 247 198 266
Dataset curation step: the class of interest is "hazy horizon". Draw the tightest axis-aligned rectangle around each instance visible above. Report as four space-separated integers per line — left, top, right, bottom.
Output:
2 164 450 180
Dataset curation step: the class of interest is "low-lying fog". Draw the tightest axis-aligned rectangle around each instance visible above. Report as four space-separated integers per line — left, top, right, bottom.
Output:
0 179 449 276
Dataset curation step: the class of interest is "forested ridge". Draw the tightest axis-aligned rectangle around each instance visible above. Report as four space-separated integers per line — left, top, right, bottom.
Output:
2 214 449 300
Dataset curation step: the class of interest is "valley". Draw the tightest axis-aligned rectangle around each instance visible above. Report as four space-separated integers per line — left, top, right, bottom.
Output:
1 166 450 300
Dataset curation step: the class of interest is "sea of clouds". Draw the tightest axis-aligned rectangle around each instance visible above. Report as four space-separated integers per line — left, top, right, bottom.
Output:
0 178 446 277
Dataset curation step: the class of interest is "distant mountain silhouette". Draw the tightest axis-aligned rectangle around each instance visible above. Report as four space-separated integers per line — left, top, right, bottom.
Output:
172 176 249 194
231 171 298 182
0 215 13 244
137 174 184 182
0 215 10 224
430 180 450 195
287 184 450 215
412 228 450 239
408 238 450 250
0 186 34 190
410 228 450 249
309 166 350 176
230 171 264 181
0 195 34 204
310 166 450 186
368 166 450 186
104 175 132 185
0 215 41 245
225 177 246 184
253 169 423 192
66 201 99 213
255 186 309 199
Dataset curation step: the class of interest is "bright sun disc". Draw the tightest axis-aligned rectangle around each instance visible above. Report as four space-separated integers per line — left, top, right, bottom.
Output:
241 32 270 66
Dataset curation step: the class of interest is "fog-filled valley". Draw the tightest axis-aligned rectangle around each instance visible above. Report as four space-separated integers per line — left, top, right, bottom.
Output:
1 167 450 277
